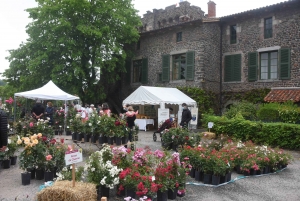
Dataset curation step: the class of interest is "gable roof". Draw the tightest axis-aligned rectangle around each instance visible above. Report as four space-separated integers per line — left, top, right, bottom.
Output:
15 80 79 100
264 87 300 102
122 86 197 106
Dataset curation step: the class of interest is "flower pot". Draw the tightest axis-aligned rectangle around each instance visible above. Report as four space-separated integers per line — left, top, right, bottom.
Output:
220 175 226 184
203 173 212 184
177 191 185 197
35 169 45 180
10 156 17 165
107 137 114 145
84 133 90 142
53 167 58 178
235 165 243 174
189 167 196 178
121 136 128 144
27 168 36 179
2 159 11 169
100 185 110 198
103 136 108 143
250 169 257 176
91 135 98 143
72 132 77 141
126 188 136 199
211 175 220 185
66 130 72 136
76 133 83 142
55 130 59 135
226 172 232 182
243 171 250 176
157 190 168 201
195 169 201 181
98 136 104 144
263 166 270 174
168 187 178 200
116 137 122 146
117 185 125 197
44 171 54 182
172 143 178 152
21 172 31 185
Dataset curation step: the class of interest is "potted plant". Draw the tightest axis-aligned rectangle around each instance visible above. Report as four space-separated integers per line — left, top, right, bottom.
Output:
85 145 122 198
19 138 36 184
6 136 21 165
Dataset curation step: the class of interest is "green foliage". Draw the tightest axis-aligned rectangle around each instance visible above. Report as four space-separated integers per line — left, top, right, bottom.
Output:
278 101 300 124
56 166 84 181
3 0 142 104
202 114 300 149
223 101 257 120
177 87 217 114
257 102 280 122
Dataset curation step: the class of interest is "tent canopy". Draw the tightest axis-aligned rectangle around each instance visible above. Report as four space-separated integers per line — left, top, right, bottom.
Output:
122 86 197 107
14 80 79 101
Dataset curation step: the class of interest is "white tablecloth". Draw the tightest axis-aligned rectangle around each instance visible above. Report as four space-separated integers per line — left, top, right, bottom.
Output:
135 119 154 131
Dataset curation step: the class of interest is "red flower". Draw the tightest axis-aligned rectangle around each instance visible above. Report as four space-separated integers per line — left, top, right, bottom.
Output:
42 136 47 142
60 138 65 144
50 139 56 144
115 121 121 126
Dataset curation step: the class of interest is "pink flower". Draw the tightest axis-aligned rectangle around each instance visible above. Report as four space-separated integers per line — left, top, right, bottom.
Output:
46 155 52 161
29 122 34 127
154 150 164 158
5 97 14 104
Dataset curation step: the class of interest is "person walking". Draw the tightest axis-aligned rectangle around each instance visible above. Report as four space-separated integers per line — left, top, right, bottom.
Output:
180 103 192 128
0 107 8 152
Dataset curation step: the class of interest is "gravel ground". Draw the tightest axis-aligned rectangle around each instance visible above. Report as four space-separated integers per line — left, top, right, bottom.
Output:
1 131 300 201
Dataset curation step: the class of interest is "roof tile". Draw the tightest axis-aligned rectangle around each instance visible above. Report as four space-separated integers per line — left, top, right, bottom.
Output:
264 88 300 102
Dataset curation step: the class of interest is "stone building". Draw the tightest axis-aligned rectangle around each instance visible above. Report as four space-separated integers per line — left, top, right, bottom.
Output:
122 0 300 111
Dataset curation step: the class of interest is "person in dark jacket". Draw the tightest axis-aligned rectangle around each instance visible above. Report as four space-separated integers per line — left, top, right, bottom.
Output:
180 103 192 128
0 108 8 152
45 102 54 125
31 100 45 120
125 106 137 142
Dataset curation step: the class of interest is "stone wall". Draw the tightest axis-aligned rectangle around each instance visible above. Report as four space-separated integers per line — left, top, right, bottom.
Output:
140 1 205 32
221 3 300 93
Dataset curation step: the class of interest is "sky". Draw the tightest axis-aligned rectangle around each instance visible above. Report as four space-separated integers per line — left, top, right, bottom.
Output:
0 0 286 78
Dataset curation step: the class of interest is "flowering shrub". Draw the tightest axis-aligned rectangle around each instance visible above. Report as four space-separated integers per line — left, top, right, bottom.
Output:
56 165 85 181
84 145 122 189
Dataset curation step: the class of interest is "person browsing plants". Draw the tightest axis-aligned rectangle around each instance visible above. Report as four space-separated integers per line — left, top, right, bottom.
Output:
180 103 192 128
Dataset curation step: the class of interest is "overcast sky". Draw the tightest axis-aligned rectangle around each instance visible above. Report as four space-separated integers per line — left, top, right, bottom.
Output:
0 0 285 78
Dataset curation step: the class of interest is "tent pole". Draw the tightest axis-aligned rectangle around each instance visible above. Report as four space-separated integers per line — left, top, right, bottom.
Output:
64 100 67 135
13 95 16 122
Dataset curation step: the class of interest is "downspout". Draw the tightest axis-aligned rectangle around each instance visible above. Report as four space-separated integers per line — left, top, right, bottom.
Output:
219 19 223 116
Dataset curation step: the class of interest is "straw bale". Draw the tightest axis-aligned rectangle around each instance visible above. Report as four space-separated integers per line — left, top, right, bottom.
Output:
201 132 216 139
36 180 97 201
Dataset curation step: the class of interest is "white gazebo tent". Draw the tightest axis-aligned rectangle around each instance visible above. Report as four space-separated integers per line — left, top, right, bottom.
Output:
122 86 197 129
14 80 79 133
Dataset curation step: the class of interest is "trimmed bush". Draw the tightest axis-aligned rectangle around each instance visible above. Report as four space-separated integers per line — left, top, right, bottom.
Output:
202 114 300 149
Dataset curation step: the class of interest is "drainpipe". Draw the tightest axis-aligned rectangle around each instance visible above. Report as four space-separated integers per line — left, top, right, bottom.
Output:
219 19 223 116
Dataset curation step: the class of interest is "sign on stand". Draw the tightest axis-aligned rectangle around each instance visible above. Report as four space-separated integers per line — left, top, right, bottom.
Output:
190 107 198 126
65 145 83 187
208 122 214 132
158 108 169 129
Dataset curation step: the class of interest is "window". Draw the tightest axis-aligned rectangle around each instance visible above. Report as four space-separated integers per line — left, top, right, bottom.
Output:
172 54 186 80
162 51 194 82
248 49 290 81
132 58 148 83
133 59 142 83
157 73 162 82
260 51 278 80
224 54 241 82
230 25 237 44
176 32 182 42
264 17 272 39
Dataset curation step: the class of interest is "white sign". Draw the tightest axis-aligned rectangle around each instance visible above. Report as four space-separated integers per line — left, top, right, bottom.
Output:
158 108 169 129
208 122 214 128
190 107 198 125
65 149 83 165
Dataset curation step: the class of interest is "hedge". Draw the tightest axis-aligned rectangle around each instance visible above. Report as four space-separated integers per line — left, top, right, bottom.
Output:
202 115 300 149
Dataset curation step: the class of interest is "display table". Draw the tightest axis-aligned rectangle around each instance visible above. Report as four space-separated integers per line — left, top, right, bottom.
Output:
135 119 154 131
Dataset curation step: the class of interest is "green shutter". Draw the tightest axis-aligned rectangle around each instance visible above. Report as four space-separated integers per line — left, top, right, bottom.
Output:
224 55 232 82
141 58 148 84
233 54 241 81
162 55 170 81
279 48 290 80
125 60 131 84
186 51 195 80
248 52 258 81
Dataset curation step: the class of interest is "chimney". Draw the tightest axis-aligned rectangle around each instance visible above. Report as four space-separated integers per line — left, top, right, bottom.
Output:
207 0 216 18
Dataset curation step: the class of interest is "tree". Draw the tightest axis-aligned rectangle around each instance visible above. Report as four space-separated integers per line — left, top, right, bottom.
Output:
4 0 141 104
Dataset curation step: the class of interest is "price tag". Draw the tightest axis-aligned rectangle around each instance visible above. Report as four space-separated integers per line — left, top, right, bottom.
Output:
208 122 214 128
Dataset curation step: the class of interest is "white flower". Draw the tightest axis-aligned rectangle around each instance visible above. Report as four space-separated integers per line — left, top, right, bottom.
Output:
91 167 95 172
7 139 11 144
152 176 155 181
89 123 92 126
47 117 50 120
92 114 95 117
